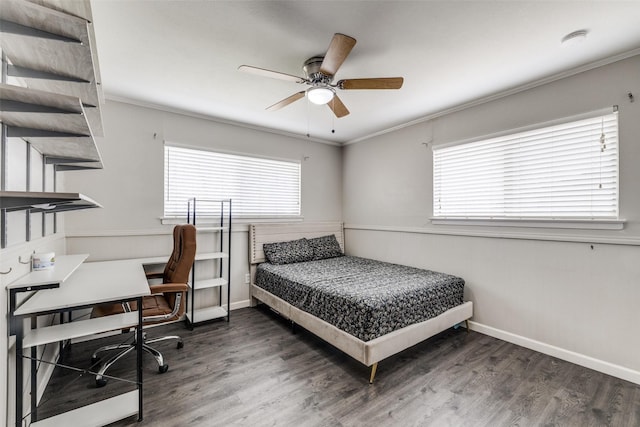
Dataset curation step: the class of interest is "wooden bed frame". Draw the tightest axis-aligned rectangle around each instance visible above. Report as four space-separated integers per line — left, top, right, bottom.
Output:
248 222 473 383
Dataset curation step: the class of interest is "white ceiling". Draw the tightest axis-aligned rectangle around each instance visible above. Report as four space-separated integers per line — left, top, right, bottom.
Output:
91 1 640 144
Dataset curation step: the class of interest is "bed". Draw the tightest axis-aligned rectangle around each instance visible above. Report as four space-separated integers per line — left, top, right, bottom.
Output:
249 222 473 383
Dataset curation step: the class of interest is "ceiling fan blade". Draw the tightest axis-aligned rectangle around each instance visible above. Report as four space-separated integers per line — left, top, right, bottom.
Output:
338 77 404 90
327 94 350 118
320 33 356 77
238 65 307 84
266 91 306 111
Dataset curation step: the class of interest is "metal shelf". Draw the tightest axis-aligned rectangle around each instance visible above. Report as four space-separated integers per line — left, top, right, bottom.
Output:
186 198 232 327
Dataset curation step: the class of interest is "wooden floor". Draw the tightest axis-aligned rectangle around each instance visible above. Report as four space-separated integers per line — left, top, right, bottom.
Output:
37 306 640 427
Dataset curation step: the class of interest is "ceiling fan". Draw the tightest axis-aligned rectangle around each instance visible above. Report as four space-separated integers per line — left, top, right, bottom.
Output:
238 33 404 118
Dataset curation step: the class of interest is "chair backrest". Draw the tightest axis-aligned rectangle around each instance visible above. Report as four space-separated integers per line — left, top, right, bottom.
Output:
163 224 197 284
159 224 196 318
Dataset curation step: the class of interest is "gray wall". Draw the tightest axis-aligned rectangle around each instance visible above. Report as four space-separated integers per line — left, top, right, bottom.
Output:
64 100 343 308
342 55 640 383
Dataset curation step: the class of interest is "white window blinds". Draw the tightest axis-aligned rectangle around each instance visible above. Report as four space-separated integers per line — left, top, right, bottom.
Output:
433 111 619 219
164 145 301 218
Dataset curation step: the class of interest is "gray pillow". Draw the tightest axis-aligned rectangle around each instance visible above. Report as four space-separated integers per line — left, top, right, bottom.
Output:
263 238 314 265
308 234 343 260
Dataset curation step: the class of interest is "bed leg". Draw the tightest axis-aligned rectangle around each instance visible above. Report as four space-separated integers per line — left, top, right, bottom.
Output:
465 319 470 334
369 363 378 384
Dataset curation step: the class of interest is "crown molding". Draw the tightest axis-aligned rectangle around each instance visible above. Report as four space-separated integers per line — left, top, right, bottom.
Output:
103 94 341 147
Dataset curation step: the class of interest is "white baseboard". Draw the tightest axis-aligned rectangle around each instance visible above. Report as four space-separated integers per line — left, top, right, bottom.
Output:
230 299 251 311
469 321 640 385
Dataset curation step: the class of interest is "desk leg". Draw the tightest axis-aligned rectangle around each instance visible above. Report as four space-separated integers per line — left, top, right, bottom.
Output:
31 317 38 422
15 318 23 427
59 311 66 355
137 297 144 421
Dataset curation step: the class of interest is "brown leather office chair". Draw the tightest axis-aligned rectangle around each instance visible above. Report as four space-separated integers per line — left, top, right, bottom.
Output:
90 224 196 387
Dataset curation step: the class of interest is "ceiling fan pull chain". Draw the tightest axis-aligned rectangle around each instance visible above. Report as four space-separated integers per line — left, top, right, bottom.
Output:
306 96 311 138
331 98 336 134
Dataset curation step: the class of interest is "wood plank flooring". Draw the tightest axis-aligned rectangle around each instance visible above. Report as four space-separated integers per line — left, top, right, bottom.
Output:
36 306 640 426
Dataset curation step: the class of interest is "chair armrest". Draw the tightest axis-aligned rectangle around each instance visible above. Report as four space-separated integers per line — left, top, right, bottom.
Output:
149 282 188 294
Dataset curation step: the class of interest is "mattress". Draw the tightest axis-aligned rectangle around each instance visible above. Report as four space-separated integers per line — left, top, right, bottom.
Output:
255 256 465 341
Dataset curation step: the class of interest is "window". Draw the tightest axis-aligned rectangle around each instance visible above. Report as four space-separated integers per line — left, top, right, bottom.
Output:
432 110 619 222
164 145 301 218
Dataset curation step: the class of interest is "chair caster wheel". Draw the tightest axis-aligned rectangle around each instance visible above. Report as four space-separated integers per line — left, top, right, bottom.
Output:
159 364 169 373
177 341 184 349
96 378 107 388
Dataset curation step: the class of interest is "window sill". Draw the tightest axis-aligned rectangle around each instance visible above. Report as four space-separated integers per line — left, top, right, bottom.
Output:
160 216 303 225
429 217 625 230
345 223 640 246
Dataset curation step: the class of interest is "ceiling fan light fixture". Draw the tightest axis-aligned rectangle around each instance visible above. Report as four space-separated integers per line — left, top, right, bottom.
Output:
307 87 334 105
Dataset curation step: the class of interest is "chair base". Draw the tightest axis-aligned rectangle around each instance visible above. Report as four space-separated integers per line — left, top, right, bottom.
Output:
92 332 183 387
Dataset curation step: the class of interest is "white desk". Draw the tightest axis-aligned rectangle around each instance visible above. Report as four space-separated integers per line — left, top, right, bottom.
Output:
9 258 152 427
15 260 151 315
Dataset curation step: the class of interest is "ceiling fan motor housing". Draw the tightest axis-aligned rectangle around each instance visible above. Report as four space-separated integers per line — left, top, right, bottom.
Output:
304 56 333 86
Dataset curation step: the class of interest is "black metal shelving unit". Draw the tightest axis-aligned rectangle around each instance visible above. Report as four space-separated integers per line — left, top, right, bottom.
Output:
185 198 232 328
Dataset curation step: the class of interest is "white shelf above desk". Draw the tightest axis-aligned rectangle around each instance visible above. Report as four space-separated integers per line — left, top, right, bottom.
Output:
0 84 103 167
0 191 101 213
0 0 104 136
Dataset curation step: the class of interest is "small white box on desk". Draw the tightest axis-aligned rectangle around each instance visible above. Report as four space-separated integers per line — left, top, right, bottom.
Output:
32 252 55 270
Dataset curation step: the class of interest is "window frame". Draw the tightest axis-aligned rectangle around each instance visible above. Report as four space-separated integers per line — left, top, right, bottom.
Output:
162 143 302 222
430 107 624 230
